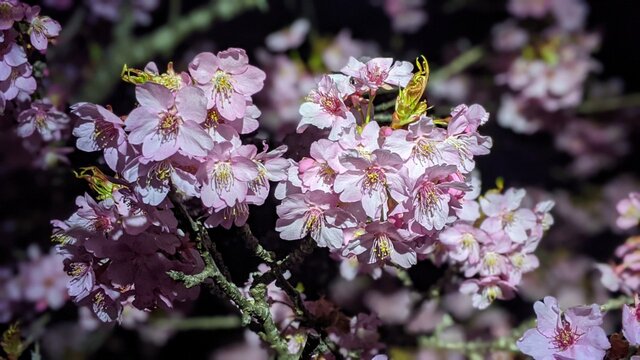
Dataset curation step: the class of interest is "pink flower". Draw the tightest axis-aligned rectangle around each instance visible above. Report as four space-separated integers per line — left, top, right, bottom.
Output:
441 104 492 173
298 139 344 192
341 57 413 92
189 48 266 120
297 75 355 138
616 192 640 230
460 277 515 309
345 221 417 268
0 62 36 100
19 246 70 312
406 165 469 231
383 116 447 171
25 5 61 52
334 149 403 219
197 141 259 209
72 103 128 171
439 224 490 264
248 143 290 205
276 191 355 249
517 296 610 359
480 188 537 243
123 154 200 206
125 83 213 161
17 100 70 141
265 18 310 52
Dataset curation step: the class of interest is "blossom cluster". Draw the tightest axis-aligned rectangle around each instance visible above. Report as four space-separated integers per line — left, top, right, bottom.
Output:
57 48 291 321
494 0 600 134
452 187 554 309
0 1 70 167
274 55 553 308
0 245 69 322
52 184 204 322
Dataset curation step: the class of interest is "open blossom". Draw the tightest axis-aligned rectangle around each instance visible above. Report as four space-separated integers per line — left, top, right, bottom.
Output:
334 149 403 219
480 188 536 243
125 83 213 161
197 140 259 210
460 277 515 310
0 62 36 100
341 57 413 92
345 221 417 268
189 48 266 120
517 296 610 359
297 74 355 138
25 5 61 52
276 191 355 249
616 192 640 230
17 100 70 141
72 102 128 171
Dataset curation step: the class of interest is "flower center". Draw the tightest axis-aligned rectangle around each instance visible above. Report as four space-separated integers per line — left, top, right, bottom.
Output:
462 233 475 248
372 234 392 261
366 65 388 86
551 320 581 351
416 181 443 217
320 95 342 114
92 120 117 147
150 161 172 182
303 208 323 238
362 166 386 192
212 70 234 97
212 162 233 191
415 138 438 162
159 113 180 139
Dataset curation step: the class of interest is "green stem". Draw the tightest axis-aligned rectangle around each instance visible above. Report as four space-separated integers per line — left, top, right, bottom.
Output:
430 45 485 82
151 315 242 331
77 0 267 103
578 93 640 114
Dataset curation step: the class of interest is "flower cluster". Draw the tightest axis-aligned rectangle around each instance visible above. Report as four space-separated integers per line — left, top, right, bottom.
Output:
517 296 610 359
0 245 69 322
450 187 554 309
0 1 69 168
59 48 294 321
52 181 204 322
274 56 552 307
494 0 600 134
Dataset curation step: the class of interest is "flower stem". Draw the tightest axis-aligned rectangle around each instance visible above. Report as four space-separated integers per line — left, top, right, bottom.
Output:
151 315 242 331
578 93 640 114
